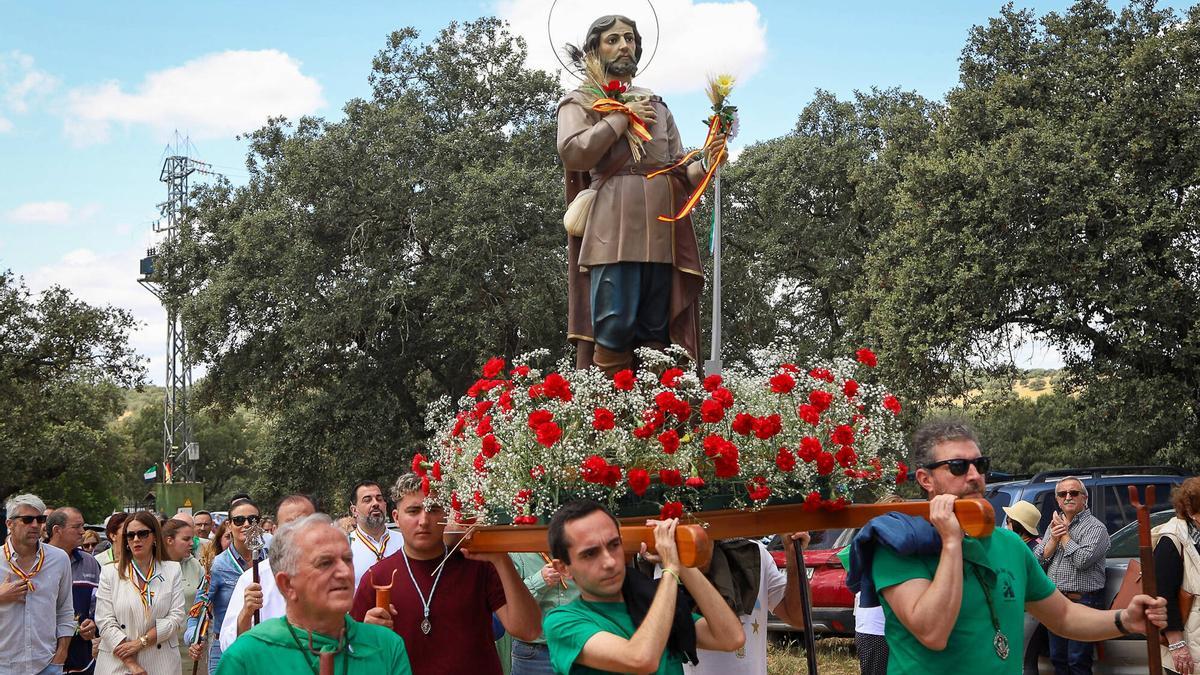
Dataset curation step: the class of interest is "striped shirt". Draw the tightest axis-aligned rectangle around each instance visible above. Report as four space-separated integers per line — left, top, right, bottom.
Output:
1034 508 1110 593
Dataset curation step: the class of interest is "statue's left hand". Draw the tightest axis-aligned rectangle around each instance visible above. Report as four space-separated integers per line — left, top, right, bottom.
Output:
704 133 728 168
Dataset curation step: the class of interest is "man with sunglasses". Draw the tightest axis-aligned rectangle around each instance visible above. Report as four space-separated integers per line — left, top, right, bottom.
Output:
1 493 75 675
869 420 1166 675
1034 477 1110 674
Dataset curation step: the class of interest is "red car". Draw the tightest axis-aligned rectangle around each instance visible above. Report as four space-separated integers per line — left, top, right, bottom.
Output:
766 529 856 635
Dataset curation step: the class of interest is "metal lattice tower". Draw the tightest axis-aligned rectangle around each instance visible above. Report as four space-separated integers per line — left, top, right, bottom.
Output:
138 142 213 483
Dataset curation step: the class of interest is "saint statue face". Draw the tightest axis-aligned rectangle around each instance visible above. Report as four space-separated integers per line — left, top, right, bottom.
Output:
597 20 639 77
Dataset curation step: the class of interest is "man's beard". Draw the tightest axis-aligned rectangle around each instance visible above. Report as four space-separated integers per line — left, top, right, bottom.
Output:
364 511 386 529
605 55 638 77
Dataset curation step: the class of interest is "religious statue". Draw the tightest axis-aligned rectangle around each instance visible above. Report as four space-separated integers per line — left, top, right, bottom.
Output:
558 14 727 375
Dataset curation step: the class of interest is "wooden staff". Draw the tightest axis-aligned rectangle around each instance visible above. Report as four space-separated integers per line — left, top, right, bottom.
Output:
792 535 818 675
1129 485 1163 674
454 498 995 562
374 569 397 610
246 523 266 626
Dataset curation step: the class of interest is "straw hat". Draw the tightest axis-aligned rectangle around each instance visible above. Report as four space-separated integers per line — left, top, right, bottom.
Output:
1002 500 1041 536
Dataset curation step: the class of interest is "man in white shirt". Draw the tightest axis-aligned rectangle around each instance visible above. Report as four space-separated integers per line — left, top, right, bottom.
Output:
647 534 809 675
346 480 403 592
0 493 75 675
218 494 315 651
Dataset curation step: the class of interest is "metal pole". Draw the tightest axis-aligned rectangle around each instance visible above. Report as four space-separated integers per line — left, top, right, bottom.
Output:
704 168 722 377
792 537 818 675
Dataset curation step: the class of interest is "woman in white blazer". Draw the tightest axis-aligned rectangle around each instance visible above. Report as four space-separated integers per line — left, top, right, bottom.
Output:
95 512 186 675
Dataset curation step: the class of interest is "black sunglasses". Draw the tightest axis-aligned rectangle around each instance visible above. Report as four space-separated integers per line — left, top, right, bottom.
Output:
924 456 991 476
1056 489 1084 499
12 515 48 525
229 515 261 526
125 529 153 541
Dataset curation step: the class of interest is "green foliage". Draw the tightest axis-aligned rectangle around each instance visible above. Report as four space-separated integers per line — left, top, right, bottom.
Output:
0 271 145 520
163 18 566 510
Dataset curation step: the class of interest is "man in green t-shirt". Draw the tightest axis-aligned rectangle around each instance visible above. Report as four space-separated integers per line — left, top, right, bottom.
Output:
216 513 412 674
872 419 1168 675
542 501 744 674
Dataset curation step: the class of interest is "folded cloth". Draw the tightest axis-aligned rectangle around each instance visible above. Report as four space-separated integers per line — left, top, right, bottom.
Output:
704 538 763 617
846 512 997 608
623 565 699 665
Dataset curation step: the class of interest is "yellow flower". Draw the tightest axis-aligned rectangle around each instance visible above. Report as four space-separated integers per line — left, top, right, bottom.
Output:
713 74 736 98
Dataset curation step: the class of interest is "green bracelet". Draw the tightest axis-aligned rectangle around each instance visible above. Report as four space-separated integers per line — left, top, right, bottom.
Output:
662 568 682 585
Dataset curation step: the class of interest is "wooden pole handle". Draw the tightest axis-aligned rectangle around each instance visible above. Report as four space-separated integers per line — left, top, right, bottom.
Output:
456 523 713 568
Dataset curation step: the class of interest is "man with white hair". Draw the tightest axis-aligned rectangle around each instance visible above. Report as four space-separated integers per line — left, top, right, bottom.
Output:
218 494 316 651
1035 477 1111 674
1 494 75 675
214 513 412 674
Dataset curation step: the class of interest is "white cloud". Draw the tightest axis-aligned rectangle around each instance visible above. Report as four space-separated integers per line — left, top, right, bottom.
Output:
0 51 58 129
63 49 324 145
497 0 768 95
3 201 101 225
26 243 185 386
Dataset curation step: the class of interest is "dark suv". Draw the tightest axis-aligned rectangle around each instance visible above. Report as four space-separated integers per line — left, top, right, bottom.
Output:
984 465 1190 534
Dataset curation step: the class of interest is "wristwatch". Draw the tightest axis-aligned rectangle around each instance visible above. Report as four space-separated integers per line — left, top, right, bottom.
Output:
1168 640 1188 651
1113 610 1131 635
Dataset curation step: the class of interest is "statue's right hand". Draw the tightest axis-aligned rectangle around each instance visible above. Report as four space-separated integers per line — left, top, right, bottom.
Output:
624 99 656 126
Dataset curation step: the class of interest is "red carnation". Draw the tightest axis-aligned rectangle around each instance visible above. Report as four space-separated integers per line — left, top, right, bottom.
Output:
702 434 725 457
450 492 463 512
536 422 562 447
883 394 902 416
753 413 782 440
700 398 725 423
658 429 680 454
513 488 532 505
527 409 553 430
747 477 771 501
482 357 506 378
510 364 530 377
668 399 691 421
431 461 442 481
613 369 636 391
856 348 878 367
472 400 494 419
660 368 684 388
816 452 835 476
780 363 799 373
452 414 468 437
481 434 501 458
411 453 427 476
769 372 796 394
836 445 858 468
797 404 820 426
475 416 493 437
808 390 833 412
803 491 823 511
809 368 834 383
775 447 797 472
581 455 608 483
702 374 723 392
421 475 431 496
513 515 537 525
685 476 706 488
843 379 859 398
628 468 651 496
542 373 573 401
660 501 684 520
633 423 656 439
712 387 735 409
473 490 486 507
592 407 616 431
659 468 683 486
497 390 514 412
714 452 740 478
473 453 487 473
896 461 909 484
531 464 547 481
831 424 855 446
731 413 756 436
798 436 823 461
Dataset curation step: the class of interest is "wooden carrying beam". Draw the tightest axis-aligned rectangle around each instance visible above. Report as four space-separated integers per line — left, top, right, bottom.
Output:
453 498 994 569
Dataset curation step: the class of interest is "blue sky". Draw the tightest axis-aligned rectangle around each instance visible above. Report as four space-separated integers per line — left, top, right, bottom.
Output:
0 0 1107 381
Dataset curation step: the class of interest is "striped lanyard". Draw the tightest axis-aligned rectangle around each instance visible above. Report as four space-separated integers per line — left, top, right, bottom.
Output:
3 539 45 592
131 559 156 612
356 529 390 562
225 547 248 574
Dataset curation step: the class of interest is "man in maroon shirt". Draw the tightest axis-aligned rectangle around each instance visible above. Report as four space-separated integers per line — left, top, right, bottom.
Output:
350 473 541 673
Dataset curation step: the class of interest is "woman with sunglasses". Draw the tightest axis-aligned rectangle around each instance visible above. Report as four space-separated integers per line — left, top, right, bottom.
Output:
81 529 100 554
188 500 263 674
95 511 185 675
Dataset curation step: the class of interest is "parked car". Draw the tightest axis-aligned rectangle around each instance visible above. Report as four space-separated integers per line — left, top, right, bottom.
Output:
764 528 856 635
1023 508 1176 673
985 466 1189 535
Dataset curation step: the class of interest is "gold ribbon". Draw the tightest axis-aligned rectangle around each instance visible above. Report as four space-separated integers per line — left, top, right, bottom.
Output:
355 528 390 562
131 559 156 612
591 98 653 142
651 114 727 223
3 540 45 592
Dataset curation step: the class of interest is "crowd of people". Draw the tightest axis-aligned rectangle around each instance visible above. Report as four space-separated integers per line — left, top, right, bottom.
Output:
2 418 1198 675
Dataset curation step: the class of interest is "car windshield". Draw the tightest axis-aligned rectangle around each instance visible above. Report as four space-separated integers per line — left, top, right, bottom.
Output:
806 528 847 551
1107 510 1176 558
986 491 1012 525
